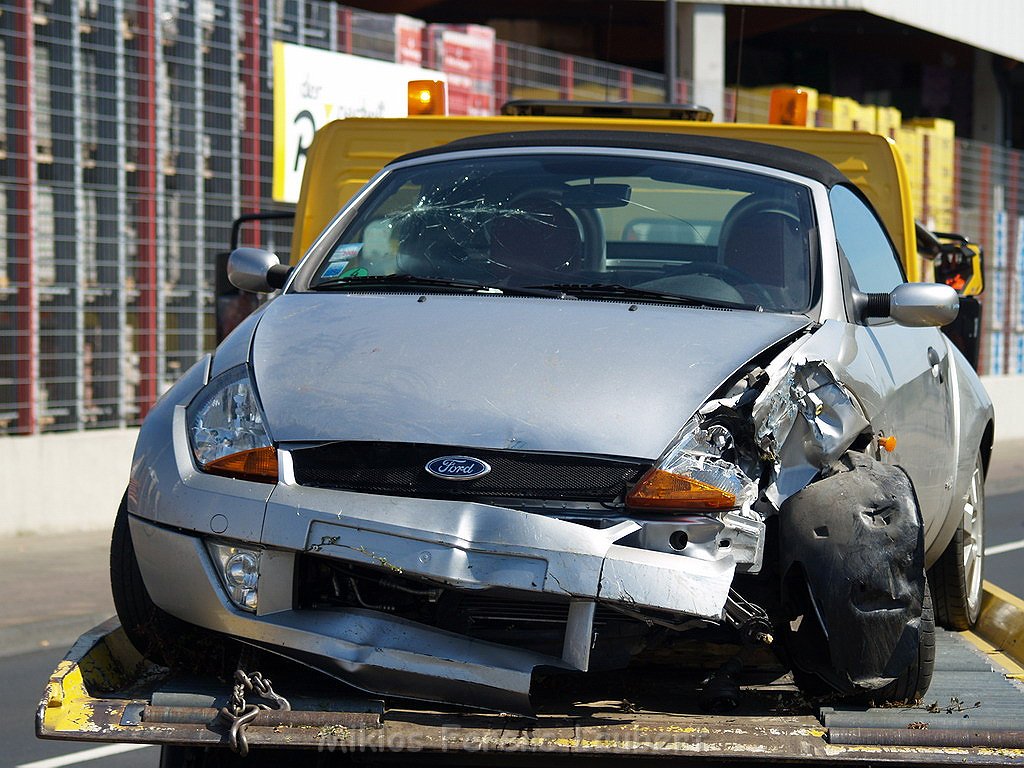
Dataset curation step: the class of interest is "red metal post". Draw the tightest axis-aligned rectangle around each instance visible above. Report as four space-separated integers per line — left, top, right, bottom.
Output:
978 144 992 374
243 0 261 231
1006 151 1019 374
1008 152 1019 237
136 0 158 416
620 69 633 102
12 5 36 433
494 42 508 110
339 7 353 54
999 148 1015 376
559 56 574 100
979 146 991 250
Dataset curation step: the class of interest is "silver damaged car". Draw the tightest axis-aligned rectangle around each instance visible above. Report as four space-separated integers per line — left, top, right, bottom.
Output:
113 131 992 713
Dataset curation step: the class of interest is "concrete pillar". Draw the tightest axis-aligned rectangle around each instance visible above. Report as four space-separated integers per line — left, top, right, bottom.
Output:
678 3 725 120
972 50 1005 145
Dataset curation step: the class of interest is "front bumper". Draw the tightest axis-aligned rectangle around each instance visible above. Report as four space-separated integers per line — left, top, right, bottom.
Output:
129 386 741 712
131 483 736 712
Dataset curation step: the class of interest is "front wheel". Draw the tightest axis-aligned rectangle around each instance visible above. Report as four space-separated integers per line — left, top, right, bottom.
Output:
871 581 935 703
929 453 985 630
787 581 935 704
111 492 234 670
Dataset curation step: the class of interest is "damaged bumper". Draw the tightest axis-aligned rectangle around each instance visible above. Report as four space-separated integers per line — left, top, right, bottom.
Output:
131 485 737 713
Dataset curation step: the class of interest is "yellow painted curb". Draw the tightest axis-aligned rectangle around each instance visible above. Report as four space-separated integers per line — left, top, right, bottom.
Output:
973 580 1024 667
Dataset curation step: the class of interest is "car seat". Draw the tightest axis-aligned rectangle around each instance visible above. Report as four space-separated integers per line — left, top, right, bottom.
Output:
718 204 808 309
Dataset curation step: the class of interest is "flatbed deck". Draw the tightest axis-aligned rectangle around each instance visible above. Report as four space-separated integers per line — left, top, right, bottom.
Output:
36 584 1024 766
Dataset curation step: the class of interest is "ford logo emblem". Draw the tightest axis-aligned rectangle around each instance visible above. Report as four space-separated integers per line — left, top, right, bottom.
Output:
425 455 491 481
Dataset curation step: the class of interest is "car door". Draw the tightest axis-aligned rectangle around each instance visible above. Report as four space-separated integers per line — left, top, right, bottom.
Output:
829 185 956 546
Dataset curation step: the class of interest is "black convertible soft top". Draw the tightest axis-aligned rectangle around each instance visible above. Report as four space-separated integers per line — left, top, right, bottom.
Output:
392 129 850 188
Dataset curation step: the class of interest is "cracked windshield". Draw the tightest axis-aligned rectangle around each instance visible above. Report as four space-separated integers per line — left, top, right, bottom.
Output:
312 153 817 312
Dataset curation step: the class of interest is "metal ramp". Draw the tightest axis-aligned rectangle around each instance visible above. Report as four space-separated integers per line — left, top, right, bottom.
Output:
823 627 1024 748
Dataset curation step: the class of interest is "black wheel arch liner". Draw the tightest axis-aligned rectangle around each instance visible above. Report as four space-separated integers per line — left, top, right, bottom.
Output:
777 450 925 694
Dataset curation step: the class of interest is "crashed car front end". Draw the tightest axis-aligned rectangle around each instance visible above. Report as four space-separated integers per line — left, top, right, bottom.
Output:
127 317 917 712
127 331 774 714
122 135 986 712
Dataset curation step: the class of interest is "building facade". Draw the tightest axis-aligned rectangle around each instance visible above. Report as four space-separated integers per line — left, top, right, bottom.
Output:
2 0 1024 437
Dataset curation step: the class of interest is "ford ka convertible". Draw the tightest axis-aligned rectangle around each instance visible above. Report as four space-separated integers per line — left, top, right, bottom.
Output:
113 130 992 712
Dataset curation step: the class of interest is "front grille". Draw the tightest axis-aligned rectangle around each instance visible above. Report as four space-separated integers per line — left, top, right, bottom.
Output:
290 441 647 502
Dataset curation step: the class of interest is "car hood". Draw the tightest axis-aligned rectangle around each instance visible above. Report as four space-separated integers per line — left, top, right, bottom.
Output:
252 293 810 460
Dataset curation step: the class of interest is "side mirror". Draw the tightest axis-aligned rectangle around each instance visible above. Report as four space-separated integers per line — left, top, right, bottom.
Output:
227 248 293 293
857 283 959 327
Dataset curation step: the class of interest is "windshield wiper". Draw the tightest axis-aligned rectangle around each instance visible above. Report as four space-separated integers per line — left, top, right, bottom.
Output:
311 274 565 298
524 282 747 310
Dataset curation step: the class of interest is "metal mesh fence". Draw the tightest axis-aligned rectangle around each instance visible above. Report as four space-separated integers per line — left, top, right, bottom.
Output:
0 1 1019 436
955 139 1024 376
496 41 668 105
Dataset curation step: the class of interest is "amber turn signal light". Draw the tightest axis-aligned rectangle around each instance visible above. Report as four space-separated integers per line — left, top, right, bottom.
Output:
408 80 446 116
878 434 897 453
204 447 279 483
627 468 737 511
768 88 809 126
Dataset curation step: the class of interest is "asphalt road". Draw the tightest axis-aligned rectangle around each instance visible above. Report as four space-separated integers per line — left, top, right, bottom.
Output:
982 484 1024 593
2 482 1022 768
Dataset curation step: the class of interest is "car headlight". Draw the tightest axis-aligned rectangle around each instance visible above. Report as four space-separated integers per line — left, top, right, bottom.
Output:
186 365 278 483
627 419 756 511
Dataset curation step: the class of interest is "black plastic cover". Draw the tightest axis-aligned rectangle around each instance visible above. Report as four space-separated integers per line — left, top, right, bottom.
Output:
778 451 925 693
394 130 850 189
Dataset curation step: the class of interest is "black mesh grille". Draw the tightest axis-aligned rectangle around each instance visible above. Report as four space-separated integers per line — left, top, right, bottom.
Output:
290 442 647 502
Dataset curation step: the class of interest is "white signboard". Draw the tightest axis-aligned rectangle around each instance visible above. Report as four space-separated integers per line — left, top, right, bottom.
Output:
273 41 443 203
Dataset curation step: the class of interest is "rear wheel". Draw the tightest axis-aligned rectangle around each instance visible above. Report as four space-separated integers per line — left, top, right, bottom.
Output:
929 453 985 630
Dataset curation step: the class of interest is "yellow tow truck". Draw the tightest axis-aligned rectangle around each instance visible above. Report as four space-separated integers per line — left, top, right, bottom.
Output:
39 97 1018 766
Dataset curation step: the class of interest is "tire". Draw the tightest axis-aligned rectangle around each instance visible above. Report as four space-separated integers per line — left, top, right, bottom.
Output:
929 452 985 630
111 492 233 670
788 581 936 704
872 581 936 704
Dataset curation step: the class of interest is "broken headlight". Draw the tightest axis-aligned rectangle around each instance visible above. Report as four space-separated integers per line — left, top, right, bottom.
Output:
627 419 757 512
186 365 278 483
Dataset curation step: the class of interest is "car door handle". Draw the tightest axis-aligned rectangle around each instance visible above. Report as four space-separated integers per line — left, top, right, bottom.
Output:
927 346 942 381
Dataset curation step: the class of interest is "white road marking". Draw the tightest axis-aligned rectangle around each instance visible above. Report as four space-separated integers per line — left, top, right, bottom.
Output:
17 744 153 768
986 538 1024 556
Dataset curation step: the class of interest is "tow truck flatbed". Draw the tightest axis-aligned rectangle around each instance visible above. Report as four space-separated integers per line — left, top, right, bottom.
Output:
37 583 1024 766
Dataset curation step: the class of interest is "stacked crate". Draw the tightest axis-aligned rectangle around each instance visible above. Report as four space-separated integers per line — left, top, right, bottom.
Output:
906 117 957 233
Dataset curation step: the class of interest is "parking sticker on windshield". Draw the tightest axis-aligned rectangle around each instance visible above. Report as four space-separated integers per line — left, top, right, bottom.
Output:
321 244 364 278
321 260 349 278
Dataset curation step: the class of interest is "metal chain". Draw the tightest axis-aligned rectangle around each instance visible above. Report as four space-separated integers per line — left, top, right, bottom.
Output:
219 668 291 756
